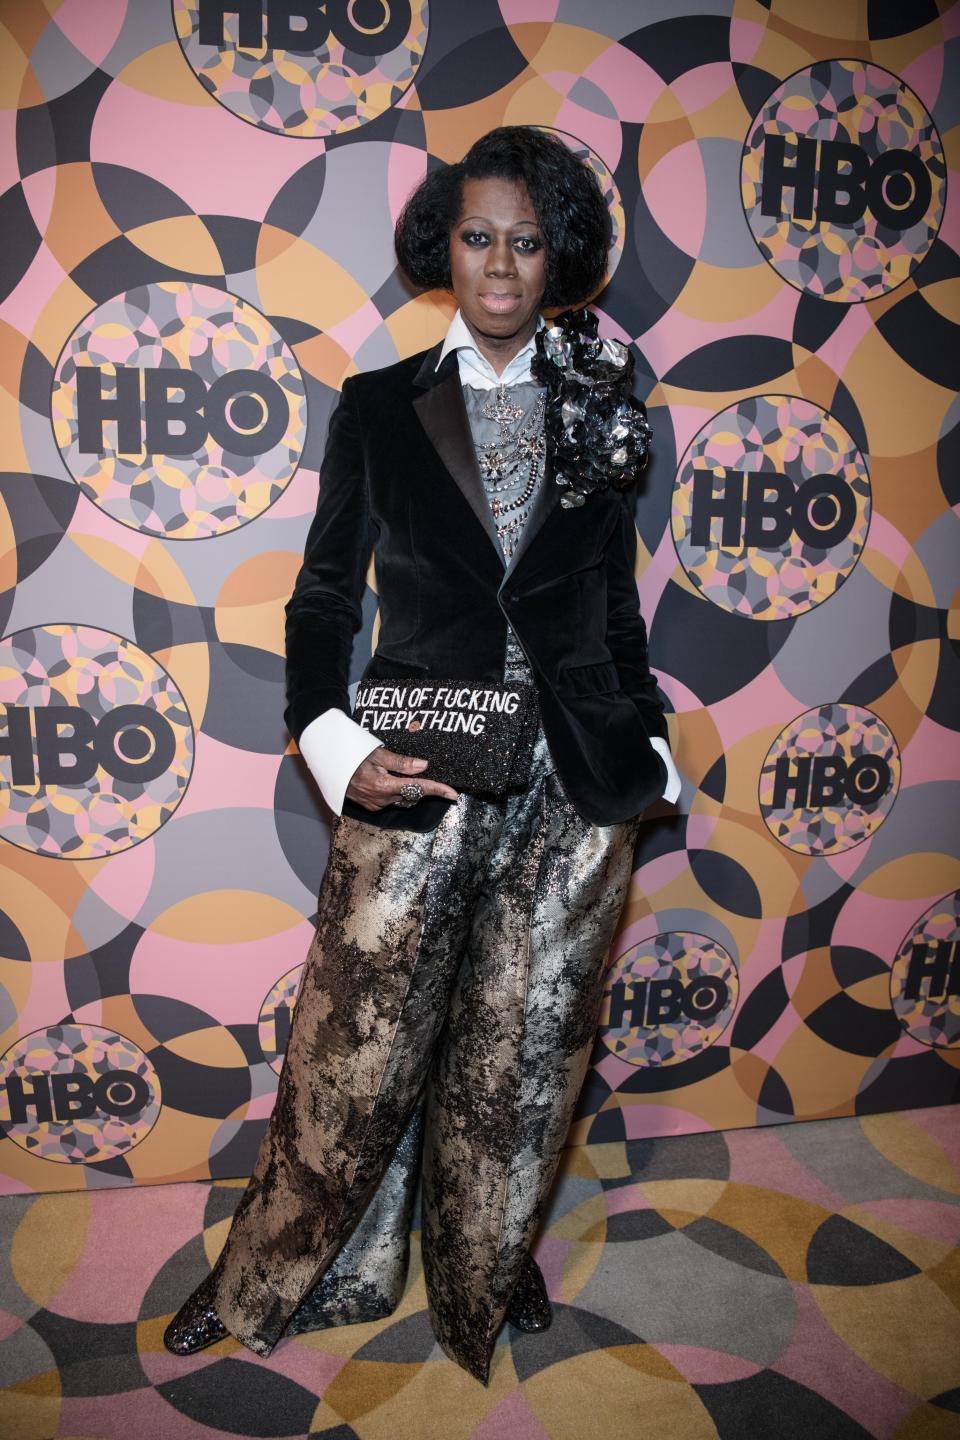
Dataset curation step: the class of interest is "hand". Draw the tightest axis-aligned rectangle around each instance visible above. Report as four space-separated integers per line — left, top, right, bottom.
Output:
345 749 459 811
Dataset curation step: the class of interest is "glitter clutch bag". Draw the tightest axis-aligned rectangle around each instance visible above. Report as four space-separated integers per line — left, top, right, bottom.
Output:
353 680 537 795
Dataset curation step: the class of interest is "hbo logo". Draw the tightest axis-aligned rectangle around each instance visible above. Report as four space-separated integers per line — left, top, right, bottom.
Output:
3 1070 151 1123
772 754 892 810
762 135 932 230
607 974 730 1030
76 366 289 457
902 941 960 1003
197 0 412 54
1 705 176 785
691 469 857 549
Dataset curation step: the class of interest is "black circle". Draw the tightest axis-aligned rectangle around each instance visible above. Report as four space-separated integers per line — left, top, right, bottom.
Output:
327 0 412 54
354 0 392 28
809 492 840 528
115 725 153 762
228 392 266 431
883 170 913 208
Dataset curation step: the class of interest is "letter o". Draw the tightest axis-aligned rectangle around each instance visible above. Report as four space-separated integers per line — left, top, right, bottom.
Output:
866 149 932 230
326 0 413 55
680 978 728 1022
93 705 176 784
843 754 891 805
205 370 289 457
792 474 858 548
93 1069 151 1117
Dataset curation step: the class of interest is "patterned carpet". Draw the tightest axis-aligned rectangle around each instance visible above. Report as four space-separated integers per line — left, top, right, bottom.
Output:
1 1106 959 1440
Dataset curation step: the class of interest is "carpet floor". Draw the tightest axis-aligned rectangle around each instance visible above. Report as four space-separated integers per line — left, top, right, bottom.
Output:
1 1106 958 1440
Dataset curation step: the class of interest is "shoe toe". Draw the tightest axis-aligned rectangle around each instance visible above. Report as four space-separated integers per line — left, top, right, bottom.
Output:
506 1255 552 1333
163 1274 229 1355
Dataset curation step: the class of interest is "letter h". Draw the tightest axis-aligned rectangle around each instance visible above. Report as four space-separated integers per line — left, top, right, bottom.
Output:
76 366 141 454
904 940 959 1001
772 755 811 809
761 133 817 221
198 0 263 47
3 1074 53 1124
690 468 744 546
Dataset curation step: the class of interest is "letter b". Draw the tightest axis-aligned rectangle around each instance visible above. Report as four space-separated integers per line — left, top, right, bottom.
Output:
51 1074 97 1121
34 708 98 785
266 1 328 49
645 979 684 1026
809 757 847 807
144 369 208 455
816 140 870 224
743 473 794 547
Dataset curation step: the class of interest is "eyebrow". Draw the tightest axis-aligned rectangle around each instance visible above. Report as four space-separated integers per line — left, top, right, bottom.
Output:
456 215 539 228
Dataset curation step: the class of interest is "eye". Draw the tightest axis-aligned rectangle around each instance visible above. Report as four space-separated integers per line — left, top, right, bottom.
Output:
514 235 543 254
459 229 489 247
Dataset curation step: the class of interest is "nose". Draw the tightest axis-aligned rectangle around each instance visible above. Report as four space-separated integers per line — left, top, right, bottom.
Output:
484 237 517 276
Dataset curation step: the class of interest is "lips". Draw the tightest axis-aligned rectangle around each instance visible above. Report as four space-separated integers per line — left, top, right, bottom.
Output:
478 293 522 313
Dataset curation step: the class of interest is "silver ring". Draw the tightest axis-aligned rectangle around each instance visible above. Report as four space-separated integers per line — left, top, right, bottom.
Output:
397 781 425 808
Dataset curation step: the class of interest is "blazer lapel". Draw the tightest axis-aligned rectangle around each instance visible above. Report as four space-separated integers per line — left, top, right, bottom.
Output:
412 349 503 560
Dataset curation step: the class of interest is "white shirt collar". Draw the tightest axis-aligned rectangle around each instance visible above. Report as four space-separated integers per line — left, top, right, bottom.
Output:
437 309 542 391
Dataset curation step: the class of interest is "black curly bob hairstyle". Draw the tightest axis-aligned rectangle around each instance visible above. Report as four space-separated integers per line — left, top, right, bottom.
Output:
394 127 612 309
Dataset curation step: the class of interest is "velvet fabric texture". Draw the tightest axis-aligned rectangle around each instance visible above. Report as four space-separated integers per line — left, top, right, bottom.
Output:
283 344 668 830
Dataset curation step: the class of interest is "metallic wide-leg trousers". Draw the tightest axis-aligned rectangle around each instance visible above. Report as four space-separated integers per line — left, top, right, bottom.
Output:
212 746 640 1383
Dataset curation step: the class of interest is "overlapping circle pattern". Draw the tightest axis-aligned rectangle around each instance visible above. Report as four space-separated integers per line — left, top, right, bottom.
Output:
173 0 430 137
671 395 871 619
890 891 960 1049
741 60 946 300
535 126 625 285
0 0 956 1194
758 704 901 855
258 963 304 1074
52 282 306 538
0 1024 162 1163
0 624 194 859
601 934 739 1068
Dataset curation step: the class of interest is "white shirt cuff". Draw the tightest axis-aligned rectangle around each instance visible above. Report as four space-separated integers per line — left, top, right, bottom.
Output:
297 708 383 815
650 737 681 804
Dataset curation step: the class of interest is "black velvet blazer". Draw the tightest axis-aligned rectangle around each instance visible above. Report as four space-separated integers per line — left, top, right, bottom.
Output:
284 343 669 830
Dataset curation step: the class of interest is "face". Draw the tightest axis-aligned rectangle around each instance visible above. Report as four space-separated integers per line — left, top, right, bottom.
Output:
449 176 547 372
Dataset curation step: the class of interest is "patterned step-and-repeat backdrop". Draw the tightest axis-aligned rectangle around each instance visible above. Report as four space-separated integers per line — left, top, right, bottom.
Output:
0 0 957 1194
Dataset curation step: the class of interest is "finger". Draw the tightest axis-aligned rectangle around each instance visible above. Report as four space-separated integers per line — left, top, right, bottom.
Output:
377 751 428 774
345 766 458 809
395 779 459 803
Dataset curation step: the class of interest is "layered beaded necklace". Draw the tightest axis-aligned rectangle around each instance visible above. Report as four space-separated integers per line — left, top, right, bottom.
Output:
475 385 546 559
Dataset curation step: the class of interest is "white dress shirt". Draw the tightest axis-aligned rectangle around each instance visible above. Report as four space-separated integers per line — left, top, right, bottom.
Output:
296 311 681 811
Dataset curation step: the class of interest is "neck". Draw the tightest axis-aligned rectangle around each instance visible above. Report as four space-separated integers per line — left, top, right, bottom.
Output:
463 317 539 376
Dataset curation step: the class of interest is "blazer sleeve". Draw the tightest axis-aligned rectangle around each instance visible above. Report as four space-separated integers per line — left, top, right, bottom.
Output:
284 378 375 742
604 493 669 743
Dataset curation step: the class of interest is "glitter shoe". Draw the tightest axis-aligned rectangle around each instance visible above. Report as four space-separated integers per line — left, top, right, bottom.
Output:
163 1271 229 1355
505 1253 552 1333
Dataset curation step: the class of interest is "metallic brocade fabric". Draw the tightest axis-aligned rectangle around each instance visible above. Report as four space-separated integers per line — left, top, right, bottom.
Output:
210 736 640 1383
